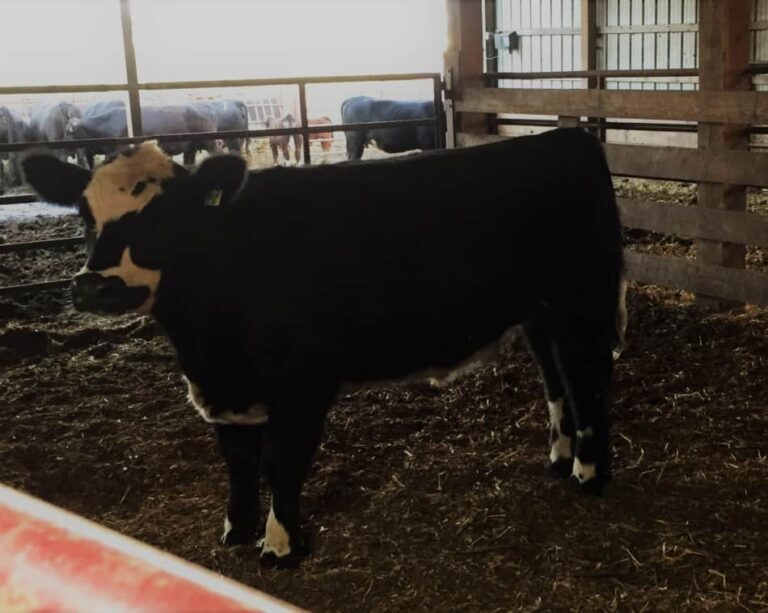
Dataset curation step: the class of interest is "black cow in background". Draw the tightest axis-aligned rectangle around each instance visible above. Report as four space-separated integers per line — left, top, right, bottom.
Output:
210 100 249 155
341 96 436 161
64 100 125 169
29 101 84 165
186 102 221 161
65 100 219 167
0 106 32 189
21 128 625 568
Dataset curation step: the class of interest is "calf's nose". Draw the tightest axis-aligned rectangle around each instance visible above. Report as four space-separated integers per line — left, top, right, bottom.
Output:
72 272 124 310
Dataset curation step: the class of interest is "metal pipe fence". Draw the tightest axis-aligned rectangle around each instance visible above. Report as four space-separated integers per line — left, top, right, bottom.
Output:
0 73 444 297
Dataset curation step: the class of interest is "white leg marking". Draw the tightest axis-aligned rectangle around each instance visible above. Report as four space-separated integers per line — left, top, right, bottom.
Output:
613 278 628 360
572 457 596 483
547 398 564 426
548 398 572 462
222 515 233 543
550 433 573 463
184 376 269 425
261 504 291 558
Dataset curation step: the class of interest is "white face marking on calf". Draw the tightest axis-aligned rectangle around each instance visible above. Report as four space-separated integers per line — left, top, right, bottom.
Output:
80 142 175 309
84 141 174 231
261 503 291 558
547 398 572 463
184 377 269 425
99 247 161 314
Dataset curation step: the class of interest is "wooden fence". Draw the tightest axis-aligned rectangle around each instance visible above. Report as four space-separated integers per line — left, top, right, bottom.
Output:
446 0 768 308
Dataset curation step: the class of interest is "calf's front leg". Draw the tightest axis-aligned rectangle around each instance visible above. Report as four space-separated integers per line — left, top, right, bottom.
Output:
216 424 264 545
259 405 328 568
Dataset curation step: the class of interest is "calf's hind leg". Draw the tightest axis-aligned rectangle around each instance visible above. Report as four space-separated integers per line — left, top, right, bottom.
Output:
216 424 264 545
552 315 615 494
524 313 576 478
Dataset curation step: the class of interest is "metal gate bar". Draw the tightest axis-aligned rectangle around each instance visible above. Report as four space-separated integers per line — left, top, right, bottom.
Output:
1 71 444 294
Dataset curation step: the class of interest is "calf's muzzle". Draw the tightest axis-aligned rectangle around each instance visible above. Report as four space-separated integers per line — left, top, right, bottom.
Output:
72 272 149 314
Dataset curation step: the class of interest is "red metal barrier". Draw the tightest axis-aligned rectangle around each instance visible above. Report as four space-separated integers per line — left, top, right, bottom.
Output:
0 484 300 612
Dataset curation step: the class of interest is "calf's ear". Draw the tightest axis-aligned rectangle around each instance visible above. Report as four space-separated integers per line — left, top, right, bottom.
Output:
21 152 91 206
190 154 248 207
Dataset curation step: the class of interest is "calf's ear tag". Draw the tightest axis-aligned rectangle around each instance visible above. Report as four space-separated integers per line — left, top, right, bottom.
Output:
204 188 223 207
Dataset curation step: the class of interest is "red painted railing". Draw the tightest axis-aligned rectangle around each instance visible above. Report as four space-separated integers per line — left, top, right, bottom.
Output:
0 484 299 612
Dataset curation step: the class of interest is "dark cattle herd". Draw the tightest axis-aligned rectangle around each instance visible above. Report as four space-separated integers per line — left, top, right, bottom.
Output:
2 95 442 190
0 105 31 186
20 126 625 568
1 98 251 190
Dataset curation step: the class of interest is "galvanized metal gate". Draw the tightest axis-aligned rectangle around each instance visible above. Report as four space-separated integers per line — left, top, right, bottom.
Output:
494 0 768 91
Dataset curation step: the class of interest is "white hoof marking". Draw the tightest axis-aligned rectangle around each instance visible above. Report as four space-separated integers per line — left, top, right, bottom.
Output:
550 434 573 463
221 515 233 542
547 398 572 462
572 457 596 483
261 504 291 558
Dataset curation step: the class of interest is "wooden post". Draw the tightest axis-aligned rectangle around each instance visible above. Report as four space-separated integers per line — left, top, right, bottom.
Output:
581 0 602 138
445 0 486 140
119 0 143 137
697 0 751 309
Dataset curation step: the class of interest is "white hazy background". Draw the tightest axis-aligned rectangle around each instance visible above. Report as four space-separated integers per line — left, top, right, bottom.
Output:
0 0 447 85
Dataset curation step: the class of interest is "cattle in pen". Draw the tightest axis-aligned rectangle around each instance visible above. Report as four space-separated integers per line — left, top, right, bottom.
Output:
266 114 302 165
308 116 334 152
29 101 84 166
0 106 31 189
210 99 250 155
21 128 624 568
341 96 436 160
64 100 219 168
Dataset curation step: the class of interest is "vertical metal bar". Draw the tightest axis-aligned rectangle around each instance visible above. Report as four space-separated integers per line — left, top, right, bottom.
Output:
445 69 457 149
433 75 444 148
298 82 311 165
119 0 142 137
484 0 499 134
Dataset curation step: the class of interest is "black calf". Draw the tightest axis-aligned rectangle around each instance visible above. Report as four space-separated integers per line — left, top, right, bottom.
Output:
21 128 624 568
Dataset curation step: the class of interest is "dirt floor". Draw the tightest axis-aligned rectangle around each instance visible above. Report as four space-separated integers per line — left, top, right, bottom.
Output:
1 180 767 611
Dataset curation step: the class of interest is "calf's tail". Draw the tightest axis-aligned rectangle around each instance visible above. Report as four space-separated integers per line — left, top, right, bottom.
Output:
613 278 628 360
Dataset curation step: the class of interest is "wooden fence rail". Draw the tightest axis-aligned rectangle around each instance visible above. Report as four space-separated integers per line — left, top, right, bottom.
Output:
456 87 768 125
